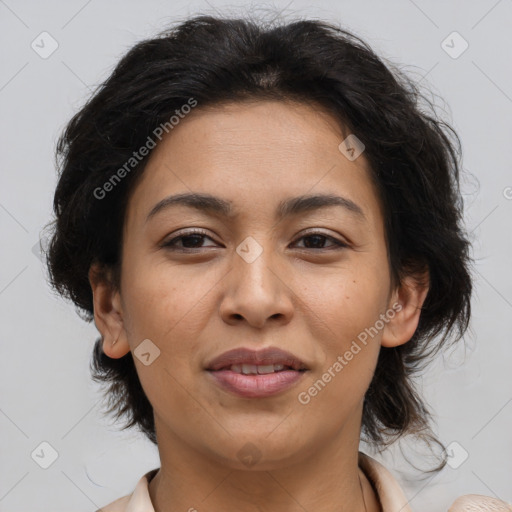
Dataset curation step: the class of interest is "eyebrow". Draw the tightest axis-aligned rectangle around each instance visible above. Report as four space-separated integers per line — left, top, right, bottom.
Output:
145 192 366 224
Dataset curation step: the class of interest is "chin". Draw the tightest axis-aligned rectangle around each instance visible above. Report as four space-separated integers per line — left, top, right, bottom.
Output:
204 431 313 471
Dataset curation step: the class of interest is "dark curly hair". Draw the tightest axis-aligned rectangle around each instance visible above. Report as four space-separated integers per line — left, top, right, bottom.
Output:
44 13 473 470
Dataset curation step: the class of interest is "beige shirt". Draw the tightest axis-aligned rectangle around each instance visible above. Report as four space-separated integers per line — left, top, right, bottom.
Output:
97 451 512 512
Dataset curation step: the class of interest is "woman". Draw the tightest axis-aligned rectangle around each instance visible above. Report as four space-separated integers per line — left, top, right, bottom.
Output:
45 13 511 512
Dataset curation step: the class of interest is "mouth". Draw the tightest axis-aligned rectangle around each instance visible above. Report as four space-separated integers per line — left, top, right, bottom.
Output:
205 347 309 398
212 363 308 375
205 346 309 372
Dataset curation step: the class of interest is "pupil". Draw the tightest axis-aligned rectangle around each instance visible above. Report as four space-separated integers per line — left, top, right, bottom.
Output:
304 235 324 248
182 235 203 248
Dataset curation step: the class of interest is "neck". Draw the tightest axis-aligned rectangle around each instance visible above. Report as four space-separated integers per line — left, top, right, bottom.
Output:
148 414 381 512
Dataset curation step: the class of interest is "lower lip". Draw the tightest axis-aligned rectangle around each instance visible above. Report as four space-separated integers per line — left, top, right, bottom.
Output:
207 369 307 398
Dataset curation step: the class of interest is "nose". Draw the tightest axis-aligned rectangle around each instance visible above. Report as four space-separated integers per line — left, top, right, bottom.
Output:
218 239 294 329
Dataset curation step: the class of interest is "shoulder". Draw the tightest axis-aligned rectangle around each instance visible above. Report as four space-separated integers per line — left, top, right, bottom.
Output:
94 494 131 512
358 452 512 512
448 494 512 511
95 467 159 512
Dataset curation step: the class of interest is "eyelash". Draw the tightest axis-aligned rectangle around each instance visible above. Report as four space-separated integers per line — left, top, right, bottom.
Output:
161 229 348 252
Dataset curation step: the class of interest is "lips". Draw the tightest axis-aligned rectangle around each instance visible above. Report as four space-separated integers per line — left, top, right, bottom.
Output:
205 347 309 372
205 347 309 398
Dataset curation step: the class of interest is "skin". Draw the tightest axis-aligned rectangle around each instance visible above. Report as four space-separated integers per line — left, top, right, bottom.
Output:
89 99 429 512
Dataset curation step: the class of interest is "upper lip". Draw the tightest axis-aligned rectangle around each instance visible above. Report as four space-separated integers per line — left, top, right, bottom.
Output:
206 347 309 371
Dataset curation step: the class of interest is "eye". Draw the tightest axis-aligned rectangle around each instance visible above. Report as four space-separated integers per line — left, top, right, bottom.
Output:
161 229 217 251
291 232 348 250
161 229 348 252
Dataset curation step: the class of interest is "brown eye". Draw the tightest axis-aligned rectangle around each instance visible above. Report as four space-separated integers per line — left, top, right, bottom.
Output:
292 233 348 250
162 229 218 250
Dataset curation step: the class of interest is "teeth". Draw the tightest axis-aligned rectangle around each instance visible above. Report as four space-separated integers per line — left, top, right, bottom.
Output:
229 363 287 374
256 364 276 374
241 364 258 374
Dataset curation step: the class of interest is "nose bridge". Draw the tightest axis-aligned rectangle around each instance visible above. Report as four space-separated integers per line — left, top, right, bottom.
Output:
233 234 279 294
220 234 293 325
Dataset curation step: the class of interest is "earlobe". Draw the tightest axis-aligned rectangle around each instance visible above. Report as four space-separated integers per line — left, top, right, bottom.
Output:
381 269 429 348
88 264 130 358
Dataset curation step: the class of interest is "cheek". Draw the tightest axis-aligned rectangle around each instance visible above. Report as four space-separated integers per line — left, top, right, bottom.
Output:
121 256 218 343
294 262 387 403
121 262 210 412
296 262 388 342
296 273 383 414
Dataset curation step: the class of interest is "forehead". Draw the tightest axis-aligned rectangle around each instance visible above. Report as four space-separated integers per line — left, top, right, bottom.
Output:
125 100 383 228
163 99 353 160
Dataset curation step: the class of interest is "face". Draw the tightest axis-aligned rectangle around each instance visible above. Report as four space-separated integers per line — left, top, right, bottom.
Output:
91 99 426 470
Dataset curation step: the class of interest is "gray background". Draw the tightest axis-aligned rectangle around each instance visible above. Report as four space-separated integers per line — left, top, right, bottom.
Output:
1 0 511 510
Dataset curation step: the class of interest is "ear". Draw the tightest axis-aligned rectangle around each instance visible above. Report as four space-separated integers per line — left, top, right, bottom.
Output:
381 267 429 348
88 263 130 358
